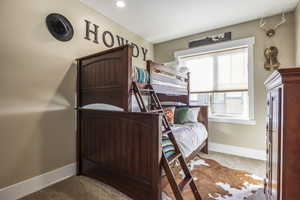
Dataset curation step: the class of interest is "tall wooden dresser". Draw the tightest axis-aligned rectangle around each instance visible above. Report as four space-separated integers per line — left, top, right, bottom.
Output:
264 68 300 200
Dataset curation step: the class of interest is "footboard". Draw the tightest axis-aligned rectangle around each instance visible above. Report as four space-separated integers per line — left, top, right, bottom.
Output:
77 109 162 200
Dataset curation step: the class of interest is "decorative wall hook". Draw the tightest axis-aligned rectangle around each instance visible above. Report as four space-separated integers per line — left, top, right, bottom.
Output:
264 46 280 71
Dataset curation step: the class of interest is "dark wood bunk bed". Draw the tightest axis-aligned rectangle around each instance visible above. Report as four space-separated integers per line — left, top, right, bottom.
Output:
76 45 208 200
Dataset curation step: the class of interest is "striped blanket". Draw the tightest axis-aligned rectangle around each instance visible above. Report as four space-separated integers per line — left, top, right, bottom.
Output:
162 135 176 158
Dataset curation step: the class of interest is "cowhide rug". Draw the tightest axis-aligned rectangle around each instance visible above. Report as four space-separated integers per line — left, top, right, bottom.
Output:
162 156 263 200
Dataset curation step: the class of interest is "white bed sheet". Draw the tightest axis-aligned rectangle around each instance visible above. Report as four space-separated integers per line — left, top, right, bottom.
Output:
152 64 188 79
151 81 188 95
151 72 187 87
151 79 186 89
81 103 124 111
171 122 208 158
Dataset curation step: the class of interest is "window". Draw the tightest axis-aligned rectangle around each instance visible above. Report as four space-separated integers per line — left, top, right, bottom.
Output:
175 37 255 124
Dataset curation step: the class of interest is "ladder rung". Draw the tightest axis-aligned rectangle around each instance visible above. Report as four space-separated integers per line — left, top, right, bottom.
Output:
178 176 193 192
163 129 172 135
167 152 181 164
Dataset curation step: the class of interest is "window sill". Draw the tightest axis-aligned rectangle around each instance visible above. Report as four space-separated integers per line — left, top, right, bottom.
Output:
208 117 256 125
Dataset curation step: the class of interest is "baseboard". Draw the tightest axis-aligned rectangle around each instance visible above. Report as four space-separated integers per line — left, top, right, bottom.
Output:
0 163 76 200
209 142 266 161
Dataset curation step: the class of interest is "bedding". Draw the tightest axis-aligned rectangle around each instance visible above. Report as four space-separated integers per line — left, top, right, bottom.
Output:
150 68 188 95
162 135 176 158
171 122 208 158
174 107 189 124
178 66 189 73
152 80 186 89
81 103 124 111
161 101 187 106
174 107 200 124
184 107 200 123
152 63 188 79
151 83 188 95
151 72 187 87
133 66 149 83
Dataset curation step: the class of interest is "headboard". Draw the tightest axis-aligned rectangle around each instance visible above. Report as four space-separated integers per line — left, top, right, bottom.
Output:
76 45 133 111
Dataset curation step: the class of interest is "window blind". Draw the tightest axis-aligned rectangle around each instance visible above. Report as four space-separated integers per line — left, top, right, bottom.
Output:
182 47 248 93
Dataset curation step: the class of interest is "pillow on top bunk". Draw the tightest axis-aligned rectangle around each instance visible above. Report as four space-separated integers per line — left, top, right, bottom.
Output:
163 106 175 125
174 107 200 124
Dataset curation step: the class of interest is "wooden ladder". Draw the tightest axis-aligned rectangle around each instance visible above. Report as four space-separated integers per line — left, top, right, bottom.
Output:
132 82 202 200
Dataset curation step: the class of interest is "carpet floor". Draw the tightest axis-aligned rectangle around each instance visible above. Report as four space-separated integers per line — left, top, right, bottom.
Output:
21 152 266 200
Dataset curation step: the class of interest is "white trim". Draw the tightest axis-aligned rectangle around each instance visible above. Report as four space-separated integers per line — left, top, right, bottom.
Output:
247 41 255 121
174 37 255 58
209 117 256 125
0 163 76 200
209 142 266 161
175 37 256 123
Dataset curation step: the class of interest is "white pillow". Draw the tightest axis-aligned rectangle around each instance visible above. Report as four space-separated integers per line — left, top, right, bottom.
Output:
185 107 200 123
82 103 124 111
179 66 189 73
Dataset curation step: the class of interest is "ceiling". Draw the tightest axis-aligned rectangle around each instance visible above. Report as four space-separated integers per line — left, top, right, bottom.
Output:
81 0 299 44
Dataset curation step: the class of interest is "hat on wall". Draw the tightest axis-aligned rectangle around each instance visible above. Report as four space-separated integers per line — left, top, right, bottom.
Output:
46 13 74 42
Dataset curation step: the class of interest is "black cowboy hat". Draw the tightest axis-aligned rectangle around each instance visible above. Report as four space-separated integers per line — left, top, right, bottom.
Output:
46 13 74 42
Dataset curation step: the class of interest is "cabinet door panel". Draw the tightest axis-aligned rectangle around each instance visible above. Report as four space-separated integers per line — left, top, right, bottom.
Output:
265 94 272 198
269 88 282 200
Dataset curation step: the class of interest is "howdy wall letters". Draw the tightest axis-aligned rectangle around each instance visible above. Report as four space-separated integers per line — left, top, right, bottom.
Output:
84 20 149 61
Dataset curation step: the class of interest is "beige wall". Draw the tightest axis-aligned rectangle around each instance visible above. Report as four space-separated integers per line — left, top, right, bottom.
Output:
0 0 153 188
296 3 300 65
154 13 295 151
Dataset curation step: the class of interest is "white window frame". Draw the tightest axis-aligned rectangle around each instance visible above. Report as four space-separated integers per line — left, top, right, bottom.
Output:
175 37 256 125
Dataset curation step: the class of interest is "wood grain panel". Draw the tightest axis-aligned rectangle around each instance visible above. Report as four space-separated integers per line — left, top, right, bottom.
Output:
77 45 133 111
79 109 162 200
264 68 300 200
81 57 121 89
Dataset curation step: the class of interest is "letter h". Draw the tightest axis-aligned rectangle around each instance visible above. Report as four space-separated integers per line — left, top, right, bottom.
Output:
84 20 99 44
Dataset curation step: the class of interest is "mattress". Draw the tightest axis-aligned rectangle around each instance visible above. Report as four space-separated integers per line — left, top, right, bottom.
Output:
150 70 188 95
152 85 188 95
171 122 208 158
151 72 187 87
152 64 188 79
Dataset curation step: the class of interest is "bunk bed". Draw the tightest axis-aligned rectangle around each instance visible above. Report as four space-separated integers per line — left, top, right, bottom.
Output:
76 45 208 200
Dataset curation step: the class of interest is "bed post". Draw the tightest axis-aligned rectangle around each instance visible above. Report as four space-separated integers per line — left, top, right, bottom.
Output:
126 46 133 112
76 59 82 175
187 72 191 106
146 60 151 75
147 60 155 110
